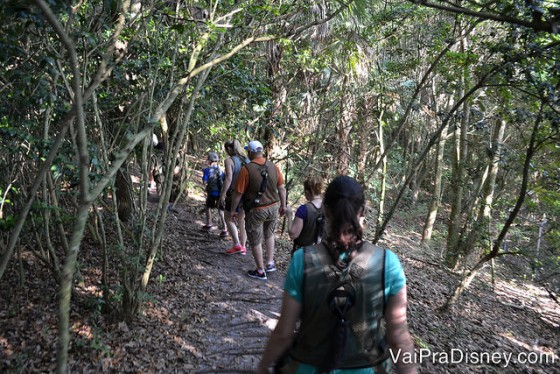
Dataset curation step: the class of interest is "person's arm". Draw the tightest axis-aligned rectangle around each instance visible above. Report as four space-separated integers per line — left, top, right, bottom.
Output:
287 204 306 240
220 158 234 201
385 286 417 374
202 168 208 188
256 293 301 374
230 191 242 218
274 164 287 216
277 184 287 216
230 166 248 218
288 216 304 240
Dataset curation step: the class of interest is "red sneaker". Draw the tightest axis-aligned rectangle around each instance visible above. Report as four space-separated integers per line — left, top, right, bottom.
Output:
225 244 246 255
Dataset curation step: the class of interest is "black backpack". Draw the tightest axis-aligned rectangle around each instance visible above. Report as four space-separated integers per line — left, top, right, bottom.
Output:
293 203 325 253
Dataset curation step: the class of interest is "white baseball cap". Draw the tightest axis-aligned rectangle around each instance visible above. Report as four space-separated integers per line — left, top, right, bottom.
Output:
245 140 263 153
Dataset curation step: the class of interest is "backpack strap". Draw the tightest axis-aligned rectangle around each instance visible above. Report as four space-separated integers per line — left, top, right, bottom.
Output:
309 203 324 244
256 164 269 198
244 161 269 210
381 248 386 314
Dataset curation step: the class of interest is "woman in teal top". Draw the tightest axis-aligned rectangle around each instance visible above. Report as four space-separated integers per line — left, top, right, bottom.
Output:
257 176 417 374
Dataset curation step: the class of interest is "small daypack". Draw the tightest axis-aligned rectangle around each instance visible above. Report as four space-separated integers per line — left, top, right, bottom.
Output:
206 166 223 193
293 203 325 253
283 243 390 373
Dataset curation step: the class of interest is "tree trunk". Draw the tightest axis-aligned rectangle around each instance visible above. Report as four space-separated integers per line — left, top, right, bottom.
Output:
445 37 471 267
422 123 448 241
356 95 377 185
375 112 387 237
261 40 285 158
336 76 354 176
443 106 542 309
456 117 506 262
374 62 502 243
115 167 134 222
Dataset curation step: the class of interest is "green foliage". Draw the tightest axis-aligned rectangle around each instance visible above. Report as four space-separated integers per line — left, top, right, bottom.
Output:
85 295 106 316
75 325 112 358
2 0 559 335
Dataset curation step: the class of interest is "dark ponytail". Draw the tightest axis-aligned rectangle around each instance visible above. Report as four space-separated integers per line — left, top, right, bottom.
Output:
323 176 365 266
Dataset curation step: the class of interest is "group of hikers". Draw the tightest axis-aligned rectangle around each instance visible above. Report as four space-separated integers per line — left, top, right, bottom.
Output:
201 139 285 279
199 139 417 373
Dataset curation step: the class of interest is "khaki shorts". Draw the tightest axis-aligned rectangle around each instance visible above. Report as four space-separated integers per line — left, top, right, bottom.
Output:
245 203 279 247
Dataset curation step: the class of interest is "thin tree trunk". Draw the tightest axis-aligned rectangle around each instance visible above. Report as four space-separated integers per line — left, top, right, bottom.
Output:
445 102 469 266
375 112 387 235
337 76 353 175
533 215 547 279
456 118 506 261
356 95 377 185
422 123 448 241
445 35 471 267
374 63 503 243
443 102 543 310
262 40 285 158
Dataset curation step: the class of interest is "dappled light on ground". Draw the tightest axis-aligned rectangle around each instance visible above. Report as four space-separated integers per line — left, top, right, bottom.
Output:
0 185 558 373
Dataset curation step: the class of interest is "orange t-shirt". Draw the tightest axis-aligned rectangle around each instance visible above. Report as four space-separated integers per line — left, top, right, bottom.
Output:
234 156 284 194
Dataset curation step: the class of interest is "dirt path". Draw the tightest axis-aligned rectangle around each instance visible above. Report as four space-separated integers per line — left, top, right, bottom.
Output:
143 199 560 374
1 191 559 373
141 201 289 373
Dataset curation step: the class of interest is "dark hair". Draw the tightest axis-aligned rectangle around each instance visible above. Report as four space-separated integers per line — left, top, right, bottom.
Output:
323 176 365 262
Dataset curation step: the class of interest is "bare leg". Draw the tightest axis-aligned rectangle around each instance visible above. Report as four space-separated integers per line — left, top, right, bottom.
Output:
264 234 275 265
238 209 247 248
224 210 240 245
205 207 211 226
218 209 227 231
251 243 265 271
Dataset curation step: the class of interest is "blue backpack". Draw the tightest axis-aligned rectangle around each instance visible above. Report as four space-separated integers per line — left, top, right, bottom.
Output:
206 166 223 193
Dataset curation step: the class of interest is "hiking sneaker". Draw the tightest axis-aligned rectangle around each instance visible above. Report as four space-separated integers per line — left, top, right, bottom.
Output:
265 262 277 272
226 244 246 255
220 230 229 238
247 269 267 280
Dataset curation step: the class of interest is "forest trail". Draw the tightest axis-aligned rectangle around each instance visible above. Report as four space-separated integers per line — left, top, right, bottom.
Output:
98 192 560 374
144 198 287 373
1 180 559 373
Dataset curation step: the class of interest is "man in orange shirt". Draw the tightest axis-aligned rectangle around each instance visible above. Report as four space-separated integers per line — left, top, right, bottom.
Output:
231 140 286 280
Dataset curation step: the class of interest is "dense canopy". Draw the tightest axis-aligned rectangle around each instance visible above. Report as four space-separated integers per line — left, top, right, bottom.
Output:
0 0 558 372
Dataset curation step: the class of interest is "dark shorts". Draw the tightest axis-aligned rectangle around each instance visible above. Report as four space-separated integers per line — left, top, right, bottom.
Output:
224 189 242 213
206 194 223 210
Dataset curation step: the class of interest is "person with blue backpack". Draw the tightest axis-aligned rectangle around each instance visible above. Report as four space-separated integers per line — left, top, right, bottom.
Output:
202 151 227 235
220 139 250 255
